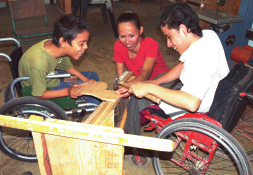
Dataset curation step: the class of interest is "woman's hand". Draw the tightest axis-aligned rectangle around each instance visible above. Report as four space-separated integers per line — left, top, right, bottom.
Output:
69 84 83 98
116 86 132 98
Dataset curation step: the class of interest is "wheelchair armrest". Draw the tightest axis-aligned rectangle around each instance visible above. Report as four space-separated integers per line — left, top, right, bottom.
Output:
46 73 71 79
0 37 20 48
10 73 71 99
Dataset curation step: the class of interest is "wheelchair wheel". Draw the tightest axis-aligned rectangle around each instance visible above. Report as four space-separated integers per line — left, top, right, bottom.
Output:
152 118 252 175
0 96 69 162
4 79 15 103
231 101 253 161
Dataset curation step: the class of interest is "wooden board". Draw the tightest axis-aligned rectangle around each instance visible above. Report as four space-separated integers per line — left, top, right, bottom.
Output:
82 72 135 128
0 114 173 175
0 115 174 152
33 132 124 175
80 81 118 101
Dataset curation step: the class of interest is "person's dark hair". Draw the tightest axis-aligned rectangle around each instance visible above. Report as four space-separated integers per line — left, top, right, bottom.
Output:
158 2 202 37
117 11 145 38
52 14 91 47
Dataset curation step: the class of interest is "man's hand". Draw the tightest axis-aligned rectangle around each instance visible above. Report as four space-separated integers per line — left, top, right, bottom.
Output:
89 79 97 83
69 84 83 98
129 82 150 98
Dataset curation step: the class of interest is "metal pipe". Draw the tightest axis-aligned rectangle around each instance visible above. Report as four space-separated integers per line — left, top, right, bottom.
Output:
0 37 20 47
10 74 71 99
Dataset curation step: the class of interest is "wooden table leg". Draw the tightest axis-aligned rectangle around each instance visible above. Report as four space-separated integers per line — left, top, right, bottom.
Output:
106 2 118 38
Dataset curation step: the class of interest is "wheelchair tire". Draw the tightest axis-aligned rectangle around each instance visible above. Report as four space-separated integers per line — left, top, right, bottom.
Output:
0 96 69 162
4 79 15 103
231 101 253 162
152 118 252 175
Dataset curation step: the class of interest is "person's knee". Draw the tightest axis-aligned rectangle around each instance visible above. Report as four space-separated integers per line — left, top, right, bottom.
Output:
80 71 100 81
90 71 99 81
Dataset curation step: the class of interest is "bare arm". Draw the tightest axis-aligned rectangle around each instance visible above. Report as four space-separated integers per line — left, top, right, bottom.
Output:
129 82 201 112
128 57 156 84
148 62 184 85
116 62 124 78
37 84 83 99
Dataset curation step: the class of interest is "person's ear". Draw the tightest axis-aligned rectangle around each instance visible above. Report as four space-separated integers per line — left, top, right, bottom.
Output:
179 24 188 35
59 37 67 48
140 26 143 36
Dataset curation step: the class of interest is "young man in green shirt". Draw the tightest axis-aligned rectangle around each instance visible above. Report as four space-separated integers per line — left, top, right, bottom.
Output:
19 14 101 105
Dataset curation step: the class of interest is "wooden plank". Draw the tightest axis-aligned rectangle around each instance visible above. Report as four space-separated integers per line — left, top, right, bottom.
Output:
119 108 127 129
114 98 129 129
120 71 135 83
84 99 121 126
83 72 135 127
101 111 115 127
80 81 118 101
33 132 124 175
0 115 174 152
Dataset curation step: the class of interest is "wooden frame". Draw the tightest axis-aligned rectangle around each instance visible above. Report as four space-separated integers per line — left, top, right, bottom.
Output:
0 71 174 174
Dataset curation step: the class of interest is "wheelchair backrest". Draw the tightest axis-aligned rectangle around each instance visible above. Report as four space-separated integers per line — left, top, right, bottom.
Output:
10 46 23 79
9 46 23 97
209 60 253 132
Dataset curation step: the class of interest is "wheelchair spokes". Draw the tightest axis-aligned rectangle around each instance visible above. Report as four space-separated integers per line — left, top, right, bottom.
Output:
0 127 35 160
152 118 252 175
232 101 253 161
0 97 69 162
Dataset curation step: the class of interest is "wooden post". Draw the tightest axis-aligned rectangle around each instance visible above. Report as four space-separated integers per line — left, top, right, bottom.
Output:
56 0 72 15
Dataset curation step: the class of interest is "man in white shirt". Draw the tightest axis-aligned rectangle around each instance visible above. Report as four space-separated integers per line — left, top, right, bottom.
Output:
123 1 229 135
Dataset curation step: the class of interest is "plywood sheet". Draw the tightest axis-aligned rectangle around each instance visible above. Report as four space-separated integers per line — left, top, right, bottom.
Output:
80 81 118 101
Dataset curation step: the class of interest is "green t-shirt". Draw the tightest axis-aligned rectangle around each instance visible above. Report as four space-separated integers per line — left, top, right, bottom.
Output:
19 39 73 96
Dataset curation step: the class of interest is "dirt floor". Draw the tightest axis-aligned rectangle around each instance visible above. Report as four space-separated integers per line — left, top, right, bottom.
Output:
0 0 181 174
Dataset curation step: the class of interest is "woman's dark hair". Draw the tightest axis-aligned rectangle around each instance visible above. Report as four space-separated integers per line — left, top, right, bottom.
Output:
117 12 145 38
158 2 202 37
52 14 91 47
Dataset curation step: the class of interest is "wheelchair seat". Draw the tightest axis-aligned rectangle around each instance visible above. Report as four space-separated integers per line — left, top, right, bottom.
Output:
147 107 169 119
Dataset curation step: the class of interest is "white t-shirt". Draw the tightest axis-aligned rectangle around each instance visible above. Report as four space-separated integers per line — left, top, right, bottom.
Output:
159 30 229 119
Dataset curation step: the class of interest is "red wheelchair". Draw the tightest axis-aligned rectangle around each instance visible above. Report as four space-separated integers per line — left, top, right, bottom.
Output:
128 60 253 175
